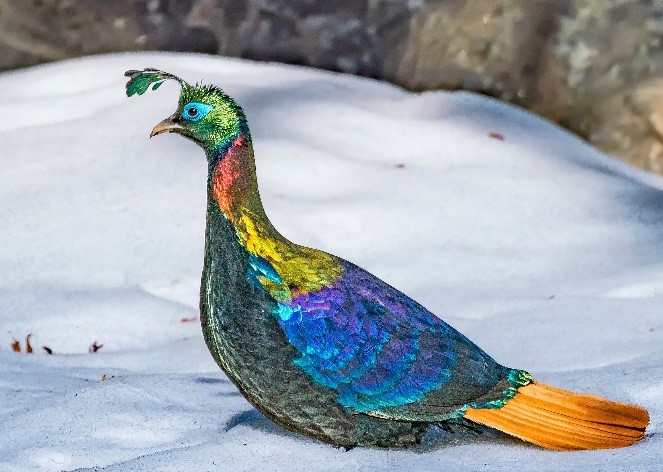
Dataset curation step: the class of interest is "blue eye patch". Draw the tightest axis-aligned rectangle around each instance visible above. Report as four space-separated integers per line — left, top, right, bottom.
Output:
182 102 213 122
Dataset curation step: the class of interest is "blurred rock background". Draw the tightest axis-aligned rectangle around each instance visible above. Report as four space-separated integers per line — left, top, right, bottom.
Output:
2 0 663 173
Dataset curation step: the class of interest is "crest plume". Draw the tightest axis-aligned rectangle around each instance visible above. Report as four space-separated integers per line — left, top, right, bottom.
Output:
124 68 189 97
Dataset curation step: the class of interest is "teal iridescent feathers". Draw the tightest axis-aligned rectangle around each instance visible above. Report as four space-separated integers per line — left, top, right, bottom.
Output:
124 68 189 97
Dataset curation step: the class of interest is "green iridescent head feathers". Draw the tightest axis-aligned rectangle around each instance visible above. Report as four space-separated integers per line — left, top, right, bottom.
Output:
125 68 250 156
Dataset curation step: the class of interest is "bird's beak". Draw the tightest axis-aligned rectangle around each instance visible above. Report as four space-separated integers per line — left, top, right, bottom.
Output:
150 116 184 138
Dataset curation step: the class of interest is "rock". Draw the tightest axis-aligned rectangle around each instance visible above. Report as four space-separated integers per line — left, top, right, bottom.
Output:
393 1 559 103
0 0 422 80
548 1 663 175
597 78 663 175
2 0 663 174
393 0 663 174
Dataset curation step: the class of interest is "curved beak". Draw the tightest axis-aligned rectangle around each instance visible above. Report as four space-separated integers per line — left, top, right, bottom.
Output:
150 116 184 138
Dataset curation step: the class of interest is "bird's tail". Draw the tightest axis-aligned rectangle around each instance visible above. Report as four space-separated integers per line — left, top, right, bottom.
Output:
463 381 649 450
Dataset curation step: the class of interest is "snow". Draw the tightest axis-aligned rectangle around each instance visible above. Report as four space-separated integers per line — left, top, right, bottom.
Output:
1 52 661 471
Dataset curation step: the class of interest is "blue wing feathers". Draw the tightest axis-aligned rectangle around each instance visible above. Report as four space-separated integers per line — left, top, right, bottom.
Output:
269 260 482 413
249 254 504 415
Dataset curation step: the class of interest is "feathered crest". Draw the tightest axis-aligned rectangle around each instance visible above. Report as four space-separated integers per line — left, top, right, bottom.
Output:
124 68 190 97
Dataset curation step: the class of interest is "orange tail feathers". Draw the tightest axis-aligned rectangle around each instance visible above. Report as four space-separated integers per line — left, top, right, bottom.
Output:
463 382 649 451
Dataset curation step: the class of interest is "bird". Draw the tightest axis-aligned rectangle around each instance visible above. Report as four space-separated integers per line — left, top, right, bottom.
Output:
124 68 649 451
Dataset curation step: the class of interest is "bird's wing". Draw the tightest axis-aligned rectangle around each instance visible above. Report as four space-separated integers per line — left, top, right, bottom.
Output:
272 260 513 421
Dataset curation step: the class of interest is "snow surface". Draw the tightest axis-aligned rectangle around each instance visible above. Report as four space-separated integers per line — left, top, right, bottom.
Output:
1 53 662 471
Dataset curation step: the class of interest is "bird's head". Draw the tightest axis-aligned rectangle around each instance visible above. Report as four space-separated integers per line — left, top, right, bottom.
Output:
125 68 249 158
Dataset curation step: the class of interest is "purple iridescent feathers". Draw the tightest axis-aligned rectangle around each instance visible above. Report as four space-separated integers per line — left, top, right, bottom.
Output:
248 259 506 414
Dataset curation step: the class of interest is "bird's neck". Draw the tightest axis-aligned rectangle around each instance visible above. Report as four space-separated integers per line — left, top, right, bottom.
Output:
206 132 283 251
204 131 344 302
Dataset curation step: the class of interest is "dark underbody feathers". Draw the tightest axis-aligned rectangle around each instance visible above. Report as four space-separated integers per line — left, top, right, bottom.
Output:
200 188 513 447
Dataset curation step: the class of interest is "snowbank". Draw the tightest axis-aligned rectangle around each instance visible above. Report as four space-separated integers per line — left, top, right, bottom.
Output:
1 53 661 471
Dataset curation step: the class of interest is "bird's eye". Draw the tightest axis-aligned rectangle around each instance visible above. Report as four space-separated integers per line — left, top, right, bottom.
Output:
181 102 213 122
